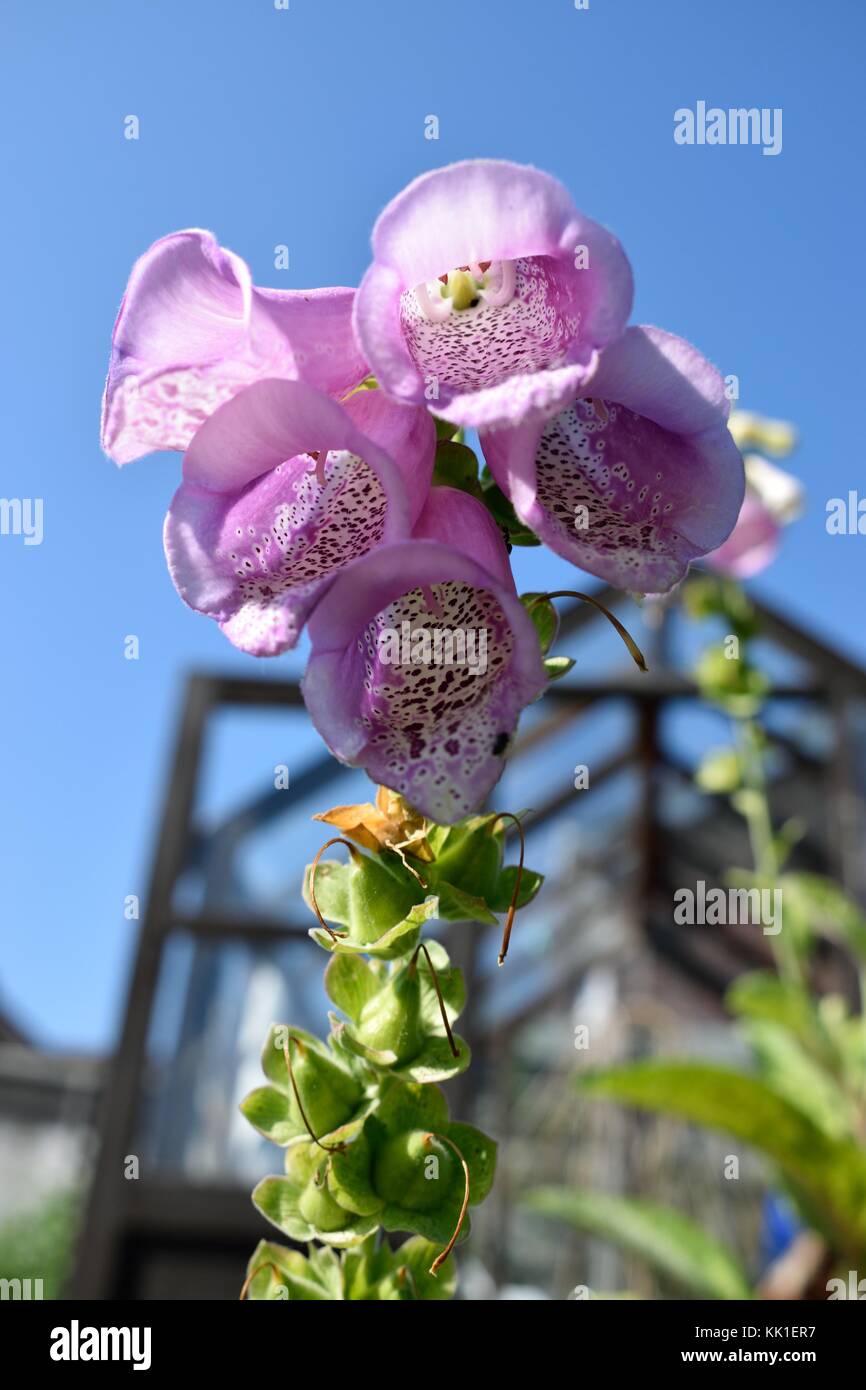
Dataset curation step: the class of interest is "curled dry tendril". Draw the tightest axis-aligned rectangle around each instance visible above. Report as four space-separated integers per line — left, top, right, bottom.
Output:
424 1131 471 1277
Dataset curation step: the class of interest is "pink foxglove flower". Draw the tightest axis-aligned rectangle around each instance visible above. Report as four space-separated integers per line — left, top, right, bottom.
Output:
301 486 547 822
481 325 745 594
102 230 367 465
353 160 633 431
164 380 435 655
705 453 803 578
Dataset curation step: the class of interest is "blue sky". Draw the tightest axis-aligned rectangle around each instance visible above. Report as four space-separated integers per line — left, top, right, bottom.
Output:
2 0 864 1050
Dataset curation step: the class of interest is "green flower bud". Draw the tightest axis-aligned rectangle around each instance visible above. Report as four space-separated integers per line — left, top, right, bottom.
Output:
373 1130 456 1211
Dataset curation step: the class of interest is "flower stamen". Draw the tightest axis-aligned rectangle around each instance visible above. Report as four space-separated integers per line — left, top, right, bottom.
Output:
414 260 516 320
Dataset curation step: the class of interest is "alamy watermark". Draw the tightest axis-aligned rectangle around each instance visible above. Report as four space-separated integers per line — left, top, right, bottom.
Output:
827 1271 866 1299
377 622 488 676
0 1276 43 1299
674 102 782 157
0 497 43 545
674 880 782 935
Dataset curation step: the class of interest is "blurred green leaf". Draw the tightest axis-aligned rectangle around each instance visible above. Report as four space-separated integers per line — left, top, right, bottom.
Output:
683 575 759 637
773 818 807 870
696 748 742 794
727 972 831 1056
578 1060 866 1257
694 647 770 715
0 1190 80 1301
525 1187 751 1300
740 1019 854 1139
781 874 866 961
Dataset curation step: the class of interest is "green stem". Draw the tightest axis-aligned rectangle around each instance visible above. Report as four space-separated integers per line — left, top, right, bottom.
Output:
734 715 803 986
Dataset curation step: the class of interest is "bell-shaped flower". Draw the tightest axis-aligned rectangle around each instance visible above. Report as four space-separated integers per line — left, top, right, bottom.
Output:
102 229 367 465
163 379 436 655
480 325 745 594
705 453 803 578
300 486 548 822
354 160 633 431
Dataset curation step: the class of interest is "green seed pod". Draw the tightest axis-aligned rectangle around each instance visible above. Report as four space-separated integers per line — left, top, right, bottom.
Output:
373 1130 456 1211
286 1037 363 1137
354 964 423 1063
297 1166 353 1233
347 852 419 946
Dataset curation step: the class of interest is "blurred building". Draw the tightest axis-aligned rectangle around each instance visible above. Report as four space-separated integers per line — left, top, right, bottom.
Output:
0 1006 102 1224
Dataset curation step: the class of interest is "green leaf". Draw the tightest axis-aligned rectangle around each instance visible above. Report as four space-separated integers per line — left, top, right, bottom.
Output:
781 873 866 961
578 1060 866 1257
727 971 818 1032
325 953 385 1022
310 897 438 960
243 1240 336 1301
446 1121 497 1206
488 865 544 914
424 814 503 905
417 940 466 1027
727 972 836 1066
520 592 558 654
433 416 461 442
431 441 482 497
239 1085 299 1147
434 878 498 925
477 476 540 545
306 1244 345 1300
524 1187 751 1300
392 1235 456 1300
341 1232 394 1299
302 859 351 926
394 1033 471 1084
740 1020 854 1139
544 655 575 682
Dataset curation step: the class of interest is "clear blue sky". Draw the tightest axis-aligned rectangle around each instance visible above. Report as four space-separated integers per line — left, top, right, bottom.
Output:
2 0 864 1050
